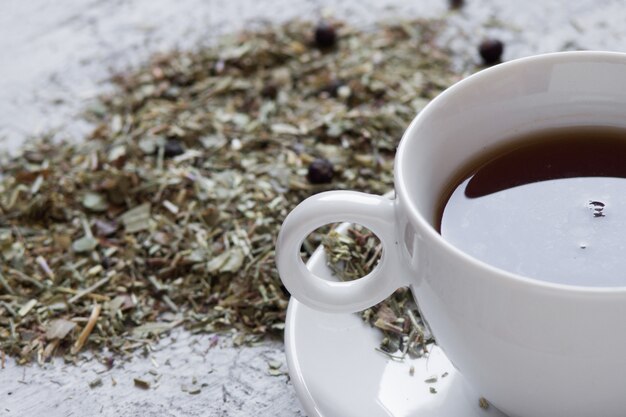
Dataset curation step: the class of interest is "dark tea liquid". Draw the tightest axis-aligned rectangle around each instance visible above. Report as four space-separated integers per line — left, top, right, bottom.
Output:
438 126 626 286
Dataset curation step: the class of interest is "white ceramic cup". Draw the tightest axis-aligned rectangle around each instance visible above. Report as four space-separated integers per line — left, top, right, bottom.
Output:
276 51 626 417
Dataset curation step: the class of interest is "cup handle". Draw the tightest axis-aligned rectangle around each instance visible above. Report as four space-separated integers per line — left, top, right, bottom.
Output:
276 190 409 314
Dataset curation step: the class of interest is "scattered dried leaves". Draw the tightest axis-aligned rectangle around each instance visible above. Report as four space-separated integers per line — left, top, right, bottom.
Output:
0 18 457 363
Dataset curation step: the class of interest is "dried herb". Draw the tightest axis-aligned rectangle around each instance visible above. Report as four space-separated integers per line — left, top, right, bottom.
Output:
89 377 103 389
0 18 457 363
267 360 285 376
133 378 151 390
479 397 490 410
322 225 434 357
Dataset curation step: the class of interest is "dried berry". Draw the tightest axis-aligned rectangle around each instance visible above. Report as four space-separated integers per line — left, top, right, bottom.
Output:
261 83 278 99
479 38 504 65
103 356 115 370
449 0 464 9
307 158 334 184
163 139 184 158
320 80 343 98
314 22 337 49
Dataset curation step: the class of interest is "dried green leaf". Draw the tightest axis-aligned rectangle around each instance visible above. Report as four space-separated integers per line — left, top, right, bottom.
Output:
89 378 103 389
132 321 180 338
270 123 300 135
46 319 77 340
82 192 109 212
120 203 151 233
138 137 162 154
72 236 98 253
133 378 151 390
18 299 37 317
206 248 245 274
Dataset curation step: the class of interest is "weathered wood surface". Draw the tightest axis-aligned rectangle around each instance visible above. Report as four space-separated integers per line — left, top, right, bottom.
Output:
0 0 624 415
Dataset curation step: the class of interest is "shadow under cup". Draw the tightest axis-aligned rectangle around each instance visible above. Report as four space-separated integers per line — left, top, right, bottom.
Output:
395 52 626 417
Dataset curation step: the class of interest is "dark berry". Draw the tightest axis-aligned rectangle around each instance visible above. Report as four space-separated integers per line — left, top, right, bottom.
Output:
449 0 464 9
479 39 504 65
321 80 343 98
163 139 184 158
261 83 278 99
103 356 115 370
314 22 337 49
101 257 112 270
307 158 334 184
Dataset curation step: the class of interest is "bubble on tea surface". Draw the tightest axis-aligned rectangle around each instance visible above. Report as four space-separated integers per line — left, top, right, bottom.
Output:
588 200 606 217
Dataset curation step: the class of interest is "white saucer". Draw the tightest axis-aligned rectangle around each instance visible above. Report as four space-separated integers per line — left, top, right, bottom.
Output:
284 225 508 417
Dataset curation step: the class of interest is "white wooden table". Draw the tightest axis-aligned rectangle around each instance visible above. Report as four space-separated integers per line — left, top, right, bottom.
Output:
1 0 625 415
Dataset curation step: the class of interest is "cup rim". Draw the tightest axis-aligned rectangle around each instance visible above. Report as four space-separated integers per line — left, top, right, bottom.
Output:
395 50 626 294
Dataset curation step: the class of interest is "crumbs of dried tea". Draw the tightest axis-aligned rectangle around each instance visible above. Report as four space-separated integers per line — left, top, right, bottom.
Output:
0 18 456 363
322 225 434 357
89 377 103 389
479 397 490 410
133 378 151 390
